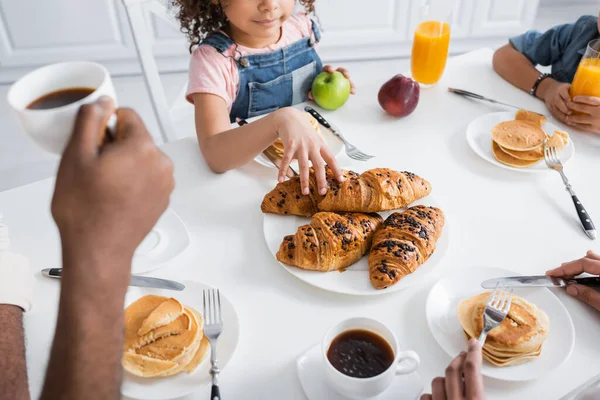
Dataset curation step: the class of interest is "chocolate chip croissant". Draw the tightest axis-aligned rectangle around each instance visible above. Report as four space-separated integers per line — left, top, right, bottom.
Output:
277 212 383 272
368 206 444 289
261 168 431 217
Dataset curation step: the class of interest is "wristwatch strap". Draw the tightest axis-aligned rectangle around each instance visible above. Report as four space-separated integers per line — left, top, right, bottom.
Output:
530 73 552 97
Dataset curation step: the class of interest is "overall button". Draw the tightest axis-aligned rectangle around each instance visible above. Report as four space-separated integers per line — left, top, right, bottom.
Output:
239 57 250 68
308 38 315 47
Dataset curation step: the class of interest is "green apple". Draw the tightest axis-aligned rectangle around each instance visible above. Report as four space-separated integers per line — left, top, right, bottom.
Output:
311 71 351 110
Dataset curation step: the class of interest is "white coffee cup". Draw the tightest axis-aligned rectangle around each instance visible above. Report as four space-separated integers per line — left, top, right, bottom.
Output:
7 61 117 154
322 317 420 399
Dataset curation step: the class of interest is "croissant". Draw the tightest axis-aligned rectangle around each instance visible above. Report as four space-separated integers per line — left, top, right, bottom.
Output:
261 168 431 217
368 206 444 289
277 212 383 272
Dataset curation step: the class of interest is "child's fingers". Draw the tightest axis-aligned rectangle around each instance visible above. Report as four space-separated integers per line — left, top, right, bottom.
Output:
566 113 593 124
297 149 311 196
320 147 344 183
310 150 328 196
308 91 314 100
322 65 335 73
572 96 600 106
554 97 570 115
336 67 351 78
279 146 296 183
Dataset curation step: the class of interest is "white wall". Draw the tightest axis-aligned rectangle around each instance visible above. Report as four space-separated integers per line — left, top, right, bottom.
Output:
0 0 541 84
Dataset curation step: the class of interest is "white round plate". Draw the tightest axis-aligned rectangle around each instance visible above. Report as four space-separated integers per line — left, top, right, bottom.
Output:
297 344 424 400
263 196 449 296
121 281 240 400
240 113 344 170
466 111 575 173
425 266 575 381
132 208 190 275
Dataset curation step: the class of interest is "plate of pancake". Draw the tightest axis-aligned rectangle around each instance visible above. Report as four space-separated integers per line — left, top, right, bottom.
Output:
466 110 575 172
426 266 575 381
120 281 240 400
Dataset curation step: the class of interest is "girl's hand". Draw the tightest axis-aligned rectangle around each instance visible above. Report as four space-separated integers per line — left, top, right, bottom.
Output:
272 108 344 195
308 65 356 100
566 96 600 134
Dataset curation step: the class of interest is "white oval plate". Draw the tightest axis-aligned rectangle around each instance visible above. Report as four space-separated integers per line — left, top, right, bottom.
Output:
235 112 344 170
263 196 449 296
132 208 190 275
121 281 240 400
466 112 575 173
425 266 575 381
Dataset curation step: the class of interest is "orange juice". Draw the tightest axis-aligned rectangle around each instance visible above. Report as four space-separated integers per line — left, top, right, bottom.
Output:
411 21 451 85
570 58 600 98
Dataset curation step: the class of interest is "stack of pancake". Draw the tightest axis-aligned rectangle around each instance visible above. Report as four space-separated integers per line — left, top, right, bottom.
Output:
458 292 550 367
491 110 569 168
122 295 209 377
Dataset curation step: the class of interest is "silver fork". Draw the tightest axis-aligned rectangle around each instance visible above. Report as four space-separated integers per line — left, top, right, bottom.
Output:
544 146 596 240
204 289 223 400
478 286 513 344
304 106 374 161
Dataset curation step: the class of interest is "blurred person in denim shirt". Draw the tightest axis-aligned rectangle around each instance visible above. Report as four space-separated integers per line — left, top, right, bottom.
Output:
493 13 600 134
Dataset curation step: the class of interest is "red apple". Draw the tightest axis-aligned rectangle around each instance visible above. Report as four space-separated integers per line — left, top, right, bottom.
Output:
378 74 420 117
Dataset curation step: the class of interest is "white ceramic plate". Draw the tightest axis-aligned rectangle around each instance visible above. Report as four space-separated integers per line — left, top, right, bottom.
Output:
132 208 190 275
425 266 575 381
466 111 575 173
297 344 424 400
237 112 345 170
263 196 449 296
121 281 240 400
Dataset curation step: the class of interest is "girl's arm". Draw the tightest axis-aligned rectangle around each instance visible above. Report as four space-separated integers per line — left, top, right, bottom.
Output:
193 93 279 173
193 93 344 193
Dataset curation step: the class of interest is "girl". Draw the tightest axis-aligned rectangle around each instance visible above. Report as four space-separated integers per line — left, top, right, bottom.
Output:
493 14 600 134
174 0 355 194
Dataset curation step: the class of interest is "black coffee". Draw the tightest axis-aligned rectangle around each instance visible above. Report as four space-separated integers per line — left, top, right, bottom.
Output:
26 87 95 110
327 329 394 378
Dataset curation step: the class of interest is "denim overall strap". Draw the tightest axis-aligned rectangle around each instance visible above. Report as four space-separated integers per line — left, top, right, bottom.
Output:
227 21 323 122
199 32 235 53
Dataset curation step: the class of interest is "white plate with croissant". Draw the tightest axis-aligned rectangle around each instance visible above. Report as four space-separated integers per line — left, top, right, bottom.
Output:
239 109 344 170
262 168 449 296
466 111 575 173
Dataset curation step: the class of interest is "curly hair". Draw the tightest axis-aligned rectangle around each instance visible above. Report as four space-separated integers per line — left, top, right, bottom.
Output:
172 0 316 52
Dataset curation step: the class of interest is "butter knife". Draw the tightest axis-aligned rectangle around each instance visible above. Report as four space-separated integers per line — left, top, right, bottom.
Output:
41 268 185 291
237 118 298 177
481 275 600 289
448 88 548 117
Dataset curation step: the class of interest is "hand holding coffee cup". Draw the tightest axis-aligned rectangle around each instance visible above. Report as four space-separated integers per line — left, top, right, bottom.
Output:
7 61 117 154
322 318 420 399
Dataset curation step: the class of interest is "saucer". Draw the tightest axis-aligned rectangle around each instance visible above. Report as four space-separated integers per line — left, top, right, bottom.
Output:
296 345 424 400
131 208 190 274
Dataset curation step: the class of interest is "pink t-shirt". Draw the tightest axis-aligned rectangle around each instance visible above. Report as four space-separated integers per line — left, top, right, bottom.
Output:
186 14 318 110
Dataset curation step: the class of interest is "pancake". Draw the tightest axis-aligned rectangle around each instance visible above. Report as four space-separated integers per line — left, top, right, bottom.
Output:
492 120 547 151
500 130 569 161
138 297 185 336
458 292 549 367
122 352 178 378
515 109 546 127
492 141 540 168
122 296 208 379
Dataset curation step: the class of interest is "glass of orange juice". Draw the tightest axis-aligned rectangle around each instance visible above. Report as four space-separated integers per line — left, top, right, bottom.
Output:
570 39 600 99
411 2 452 87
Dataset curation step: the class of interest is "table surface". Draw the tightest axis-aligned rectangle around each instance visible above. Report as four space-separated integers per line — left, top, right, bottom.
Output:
2 48 600 400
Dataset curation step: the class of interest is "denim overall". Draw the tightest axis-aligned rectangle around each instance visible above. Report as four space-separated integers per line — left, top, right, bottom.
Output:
200 21 323 122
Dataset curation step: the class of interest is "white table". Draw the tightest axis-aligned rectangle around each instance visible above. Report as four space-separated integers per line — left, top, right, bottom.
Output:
2 48 600 400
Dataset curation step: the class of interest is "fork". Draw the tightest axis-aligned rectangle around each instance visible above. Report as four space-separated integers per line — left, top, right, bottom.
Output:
544 146 596 240
304 106 374 161
478 286 513 344
204 289 223 400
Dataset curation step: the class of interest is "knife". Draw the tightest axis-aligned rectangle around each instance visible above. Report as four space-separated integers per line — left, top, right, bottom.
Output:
237 118 298 178
304 106 342 138
41 268 185 291
481 275 600 289
448 88 548 117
